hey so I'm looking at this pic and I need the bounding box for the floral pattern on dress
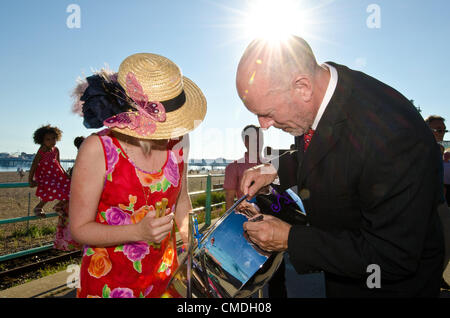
[84,247,112,278]
[102,285,135,298]
[77,132,184,298]
[115,242,150,273]
[135,150,180,193]
[101,135,121,182]
[157,244,175,277]
[99,284,154,298]
[164,151,180,187]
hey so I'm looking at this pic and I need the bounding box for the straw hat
[106,53,206,140]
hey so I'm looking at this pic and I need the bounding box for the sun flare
[244,0,306,43]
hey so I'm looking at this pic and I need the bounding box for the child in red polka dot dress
[28,125,71,217]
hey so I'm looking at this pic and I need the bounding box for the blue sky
[0,0,449,160]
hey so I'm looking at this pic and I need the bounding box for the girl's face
[43,133,57,149]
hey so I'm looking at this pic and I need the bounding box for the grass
[191,191,226,208]
[37,259,79,278]
[191,191,226,224]
[12,225,56,239]
[15,259,82,288]
[196,207,226,224]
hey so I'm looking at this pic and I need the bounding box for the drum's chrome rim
[165,198,244,295]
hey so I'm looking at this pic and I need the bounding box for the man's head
[236,35,327,136]
[425,115,447,142]
[444,149,450,162]
[241,124,264,163]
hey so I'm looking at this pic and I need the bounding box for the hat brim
[110,76,206,140]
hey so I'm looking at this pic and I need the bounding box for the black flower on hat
[80,74,133,128]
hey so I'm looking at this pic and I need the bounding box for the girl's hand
[137,210,174,243]
[29,180,37,188]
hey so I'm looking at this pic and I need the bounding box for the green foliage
[195,207,225,224]
[191,191,225,208]
[190,191,226,224]
[12,225,56,239]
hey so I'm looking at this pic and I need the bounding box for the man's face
[428,119,447,142]
[242,87,315,137]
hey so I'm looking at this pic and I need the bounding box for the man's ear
[292,75,313,102]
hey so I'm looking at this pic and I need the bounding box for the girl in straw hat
[69,53,206,298]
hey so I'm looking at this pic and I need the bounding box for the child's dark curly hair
[33,125,63,145]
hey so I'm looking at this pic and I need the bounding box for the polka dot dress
[35,147,70,202]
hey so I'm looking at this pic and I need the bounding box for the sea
[0,162,74,173]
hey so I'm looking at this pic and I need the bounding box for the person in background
[74,136,85,150]
[444,149,450,206]
[28,125,70,217]
[224,125,287,297]
[17,167,25,181]
[69,53,206,298]
[425,115,447,143]
[441,148,450,291]
[67,136,85,177]
[53,136,85,251]
[424,116,450,291]
[224,125,264,210]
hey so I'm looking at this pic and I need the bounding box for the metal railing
[0,173,225,262]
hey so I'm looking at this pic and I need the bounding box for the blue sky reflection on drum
[202,211,268,284]
[0,0,449,160]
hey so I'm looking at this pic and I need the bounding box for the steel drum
[166,197,284,298]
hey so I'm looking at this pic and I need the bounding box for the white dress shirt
[311,63,338,130]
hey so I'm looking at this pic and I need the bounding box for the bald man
[237,36,444,297]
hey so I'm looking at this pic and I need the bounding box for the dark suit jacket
[277,62,445,297]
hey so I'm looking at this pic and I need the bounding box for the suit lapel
[298,62,353,187]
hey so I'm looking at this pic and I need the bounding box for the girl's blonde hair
[139,140,152,155]
[138,139,169,155]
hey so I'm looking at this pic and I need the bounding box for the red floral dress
[77,131,184,298]
[53,202,82,251]
[34,147,70,202]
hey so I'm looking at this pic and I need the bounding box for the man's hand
[243,214,291,252]
[240,163,277,199]
[235,200,260,219]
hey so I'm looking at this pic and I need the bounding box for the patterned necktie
[303,128,315,152]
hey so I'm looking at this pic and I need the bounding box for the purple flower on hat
[105,207,131,225]
[164,151,180,187]
[123,241,150,262]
